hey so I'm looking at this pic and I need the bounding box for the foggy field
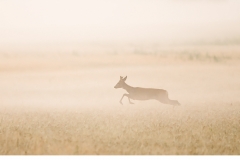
[0,46,240,154]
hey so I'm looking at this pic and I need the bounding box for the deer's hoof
[120,102,123,105]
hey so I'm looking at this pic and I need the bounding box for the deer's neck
[122,82,134,93]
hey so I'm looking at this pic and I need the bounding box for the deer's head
[114,76,127,89]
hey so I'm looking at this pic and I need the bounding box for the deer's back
[128,87,167,100]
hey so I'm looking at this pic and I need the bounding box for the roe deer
[114,76,180,106]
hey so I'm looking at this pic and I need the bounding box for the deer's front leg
[120,94,134,105]
[120,93,128,105]
[128,97,134,104]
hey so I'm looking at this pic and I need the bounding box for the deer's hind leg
[120,93,134,105]
[157,92,179,106]
[157,98,170,105]
[157,92,171,105]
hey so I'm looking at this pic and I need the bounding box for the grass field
[0,45,240,154]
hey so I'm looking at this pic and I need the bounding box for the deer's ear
[123,76,127,81]
[120,76,123,79]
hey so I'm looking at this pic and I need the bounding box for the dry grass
[0,105,240,155]
[0,45,240,155]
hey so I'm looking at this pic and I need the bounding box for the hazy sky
[1,0,240,48]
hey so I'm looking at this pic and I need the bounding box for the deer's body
[114,76,180,106]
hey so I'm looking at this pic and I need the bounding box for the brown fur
[114,76,180,106]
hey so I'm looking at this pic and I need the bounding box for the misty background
[1,1,240,155]
[1,0,240,54]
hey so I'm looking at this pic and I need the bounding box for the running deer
[114,76,180,106]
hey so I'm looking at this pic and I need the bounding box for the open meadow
[0,45,240,154]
